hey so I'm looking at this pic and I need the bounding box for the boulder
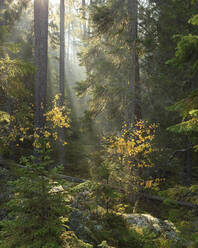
[122,213,180,241]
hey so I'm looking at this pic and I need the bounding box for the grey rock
[122,213,181,241]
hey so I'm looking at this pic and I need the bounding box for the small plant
[0,151,68,248]
[0,95,71,248]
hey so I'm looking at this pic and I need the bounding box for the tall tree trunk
[66,21,71,73]
[0,0,4,9]
[71,22,75,63]
[33,0,48,220]
[59,0,65,164]
[127,0,141,123]
[34,0,49,132]
[0,0,4,26]
[184,138,192,186]
[60,0,65,106]
[88,0,93,38]
[127,0,141,212]
[82,0,86,37]
[0,0,4,13]
[134,52,141,120]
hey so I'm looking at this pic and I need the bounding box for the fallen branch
[168,146,193,164]
[140,193,198,209]
[1,157,198,209]
[53,174,85,183]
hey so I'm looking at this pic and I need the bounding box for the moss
[163,198,179,207]
[70,181,92,194]
[98,240,115,248]
[61,231,93,248]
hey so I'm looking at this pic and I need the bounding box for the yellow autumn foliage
[104,120,159,192]
[0,94,71,151]
[33,94,71,150]
[106,120,156,167]
[45,94,70,129]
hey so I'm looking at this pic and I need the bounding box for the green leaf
[189,14,198,25]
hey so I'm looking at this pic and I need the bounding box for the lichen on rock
[122,213,181,241]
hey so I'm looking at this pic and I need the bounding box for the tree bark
[82,0,86,37]
[0,0,4,26]
[127,0,141,123]
[66,23,71,70]
[34,0,49,132]
[88,0,93,38]
[184,138,192,186]
[59,0,66,165]
[60,0,65,106]
[127,0,142,212]
[0,0,4,9]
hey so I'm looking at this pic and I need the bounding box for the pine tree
[140,0,198,186]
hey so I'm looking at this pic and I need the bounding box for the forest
[0,0,198,247]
